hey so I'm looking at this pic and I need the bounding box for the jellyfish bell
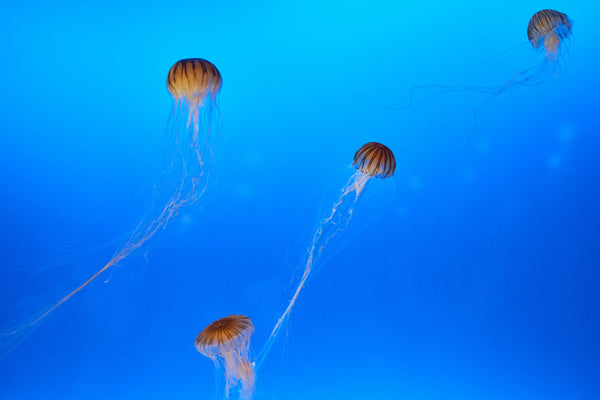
[195,314,254,356]
[167,58,222,103]
[527,9,573,61]
[353,142,396,179]
[196,315,256,400]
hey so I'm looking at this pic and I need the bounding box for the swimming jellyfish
[387,10,573,116]
[2,59,222,355]
[256,142,395,366]
[471,9,573,109]
[196,315,256,400]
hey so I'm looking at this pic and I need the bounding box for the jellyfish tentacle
[1,59,222,357]
[256,143,395,369]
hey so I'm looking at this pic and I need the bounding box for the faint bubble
[547,153,562,169]
[394,205,409,218]
[174,214,194,236]
[243,151,264,168]
[408,176,423,190]
[557,125,574,143]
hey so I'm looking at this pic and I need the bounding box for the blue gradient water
[1,1,599,399]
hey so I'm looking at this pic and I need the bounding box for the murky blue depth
[1,1,599,399]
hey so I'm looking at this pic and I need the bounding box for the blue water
[1,1,599,399]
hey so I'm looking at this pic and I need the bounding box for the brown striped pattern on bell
[527,9,572,49]
[166,58,222,101]
[195,315,254,356]
[353,142,396,179]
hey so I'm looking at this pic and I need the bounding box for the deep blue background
[1,1,599,399]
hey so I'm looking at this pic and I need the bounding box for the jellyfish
[196,315,256,400]
[373,10,573,119]
[255,142,395,367]
[465,9,573,115]
[1,59,222,355]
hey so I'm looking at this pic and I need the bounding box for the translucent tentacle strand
[1,64,221,357]
[256,171,371,368]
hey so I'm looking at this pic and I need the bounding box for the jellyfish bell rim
[195,314,254,356]
[352,142,396,179]
[355,168,395,179]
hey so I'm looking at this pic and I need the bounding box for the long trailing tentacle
[255,171,370,369]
